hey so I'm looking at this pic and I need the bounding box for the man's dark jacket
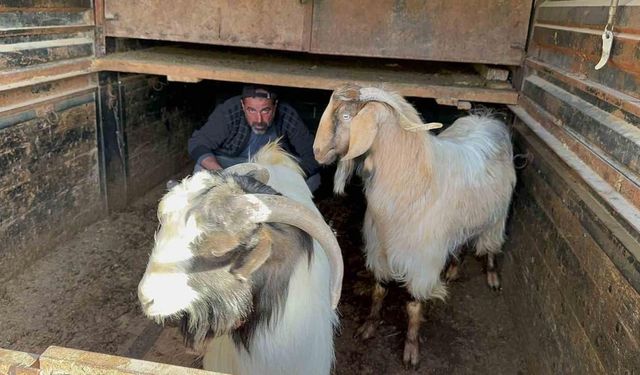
[188,95,320,176]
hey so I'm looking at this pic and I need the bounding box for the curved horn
[358,87,443,132]
[223,163,270,184]
[233,194,344,309]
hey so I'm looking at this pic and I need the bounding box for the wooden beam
[473,64,510,81]
[39,346,228,375]
[94,46,519,104]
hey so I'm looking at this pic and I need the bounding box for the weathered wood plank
[39,345,227,375]
[511,108,640,282]
[0,40,93,69]
[0,24,93,38]
[529,26,640,99]
[0,0,91,9]
[0,74,95,113]
[0,9,91,29]
[536,2,640,34]
[0,57,93,89]
[0,349,38,374]
[522,75,640,180]
[518,149,640,372]
[525,58,640,124]
[93,46,519,104]
[518,94,640,211]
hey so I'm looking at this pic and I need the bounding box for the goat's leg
[485,253,500,290]
[475,221,506,290]
[354,282,387,339]
[444,247,467,282]
[402,300,423,369]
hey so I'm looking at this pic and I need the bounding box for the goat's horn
[223,163,270,184]
[234,194,344,310]
[358,87,443,132]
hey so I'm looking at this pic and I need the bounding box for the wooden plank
[510,105,640,280]
[39,345,228,375]
[525,57,640,121]
[0,9,91,28]
[310,0,532,65]
[0,25,93,37]
[104,0,310,52]
[0,349,38,374]
[0,74,96,114]
[0,39,93,70]
[93,46,519,104]
[473,64,510,81]
[522,75,640,180]
[519,95,640,211]
[529,25,640,99]
[0,57,93,89]
[519,148,640,371]
[537,2,640,34]
[0,1,92,9]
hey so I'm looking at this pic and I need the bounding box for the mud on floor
[0,180,525,374]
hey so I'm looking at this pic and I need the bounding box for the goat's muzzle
[313,147,337,165]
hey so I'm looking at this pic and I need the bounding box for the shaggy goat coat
[344,111,515,300]
[201,144,338,375]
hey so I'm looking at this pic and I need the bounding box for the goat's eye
[341,113,352,121]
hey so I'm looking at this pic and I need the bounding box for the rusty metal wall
[0,0,102,283]
[310,0,533,65]
[100,0,533,66]
[507,0,640,372]
[103,0,312,51]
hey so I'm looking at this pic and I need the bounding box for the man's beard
[251,122,269,134]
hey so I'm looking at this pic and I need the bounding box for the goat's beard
[180,286,253,352]
[334,158,357,195]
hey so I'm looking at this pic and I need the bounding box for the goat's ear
[231,228,272,281]
[314,95,337,151]
[342,102,380,161]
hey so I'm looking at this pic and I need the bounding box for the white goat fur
[334,90,516,301]
[203,144,338,375]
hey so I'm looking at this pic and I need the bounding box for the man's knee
[306,173,321,193]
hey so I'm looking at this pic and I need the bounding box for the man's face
[242,97,277,134]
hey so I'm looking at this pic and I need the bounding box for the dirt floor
[0,176,526,374]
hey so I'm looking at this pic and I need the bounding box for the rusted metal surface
[504,118,640,373]
[525,57,640,122]
[0,96,101,284]
[537,1,640,34]
[103,0,311,51]
[521,76,640,189]
[530,1,640,99]
[517,127,640,372]
[93,46,519,104]
[519,95,640,211]
[310,0,533,65]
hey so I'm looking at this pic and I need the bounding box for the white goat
[137,142,343,375]
[313,84,516,367]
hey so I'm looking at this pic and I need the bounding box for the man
[187,85,321,191]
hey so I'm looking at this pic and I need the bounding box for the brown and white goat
[137,143,343,375]
[313,84,516,367]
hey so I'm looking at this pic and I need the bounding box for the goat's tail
[252,139,305,177]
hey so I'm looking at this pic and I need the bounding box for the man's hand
[200,155,223,171]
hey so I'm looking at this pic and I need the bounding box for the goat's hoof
[402,339,420,369]
[354,319,379,340]
[486,271,501,291]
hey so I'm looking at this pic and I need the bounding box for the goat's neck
[366,122,434,197]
